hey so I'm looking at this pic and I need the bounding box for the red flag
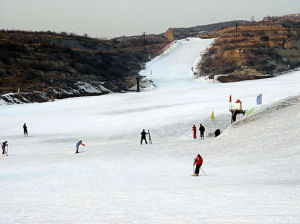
[229,94,232,103]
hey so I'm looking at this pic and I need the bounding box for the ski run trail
[1,38,300,224]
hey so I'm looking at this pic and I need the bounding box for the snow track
[140,38,214,89]
[1,38,300,223]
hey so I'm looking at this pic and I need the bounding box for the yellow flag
[211,111,215,121]
[150,70,152,75]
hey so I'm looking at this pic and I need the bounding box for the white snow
[0,38,300,223]
[140,38,214,89]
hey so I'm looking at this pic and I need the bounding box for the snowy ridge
[0,81,112,105]
[232,95,300,127]
[75,81,113,94]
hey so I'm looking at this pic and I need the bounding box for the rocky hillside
[2,16,299,104]
[264,13,300,22]
[196,19,300,82]
[164,20,248,41]
[0,20,243,104]
[0,31,168,103]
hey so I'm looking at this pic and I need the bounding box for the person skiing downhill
[75,140,85,153]
[1,141,8,155]
[23,123,28,137]
[192,125,197,139]
[199,124,205,140]
[193,154,203,176]
[140,129,148,145]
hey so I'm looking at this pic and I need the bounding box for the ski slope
[140,38,214,89]
[1,38,300,223]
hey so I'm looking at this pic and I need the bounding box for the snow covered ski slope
[140,38,214,89]
[1,38,300,223]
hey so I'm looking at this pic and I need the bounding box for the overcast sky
[0,0,299,38]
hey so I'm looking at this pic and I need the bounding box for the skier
[75,140,85,154]
[1,141,8,155]
[23,123,28,137]
[140,129,148,145]
[193,154,203,176]
[192,125,197,139]
[199,124,205,140]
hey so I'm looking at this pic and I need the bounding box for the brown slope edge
[164,20,248,41]
[0,31,169,103]
[196,19,300,82]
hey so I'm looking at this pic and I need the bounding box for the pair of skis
[148,129,152,144]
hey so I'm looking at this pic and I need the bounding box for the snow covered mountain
[0,37,300,223]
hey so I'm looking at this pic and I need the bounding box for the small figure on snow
[1,141,8,155]
[192,125,197,139]
[75,140,85,154]
[23,123,28,137]
[193,154,203,176]
[140,129,148,145]
[199,124,205,140]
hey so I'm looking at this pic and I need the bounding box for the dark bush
[260,35,270,42]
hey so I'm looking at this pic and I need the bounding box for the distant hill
[0,21,240,104]
[164,20,248,41]
[264,13,300,22]
[0,31,168,103]
[1,16,300,103]
[196,19,300,82]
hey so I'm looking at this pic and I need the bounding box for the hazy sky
[0,0,299,38]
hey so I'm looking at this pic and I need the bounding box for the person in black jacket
[199,124,205,140]
[1,141,8,155]
[140,129,148,145]
[23,123,28,137]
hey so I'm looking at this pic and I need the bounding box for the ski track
[0,38,300,223]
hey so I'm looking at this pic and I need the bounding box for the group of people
[191,125,205,175]
[3,124,205,176]
[192,124,205,140]
[1,123,28,156]
[140,128,205,176]
[2,122,88,155]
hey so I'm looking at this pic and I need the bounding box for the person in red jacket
[193,154,203,176]
[192,125,196,139]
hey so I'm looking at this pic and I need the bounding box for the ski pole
[6,144,8,156]
[193,165,195,174]
[201,168,207,176]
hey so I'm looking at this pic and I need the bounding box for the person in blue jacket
[75,140,85,153]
